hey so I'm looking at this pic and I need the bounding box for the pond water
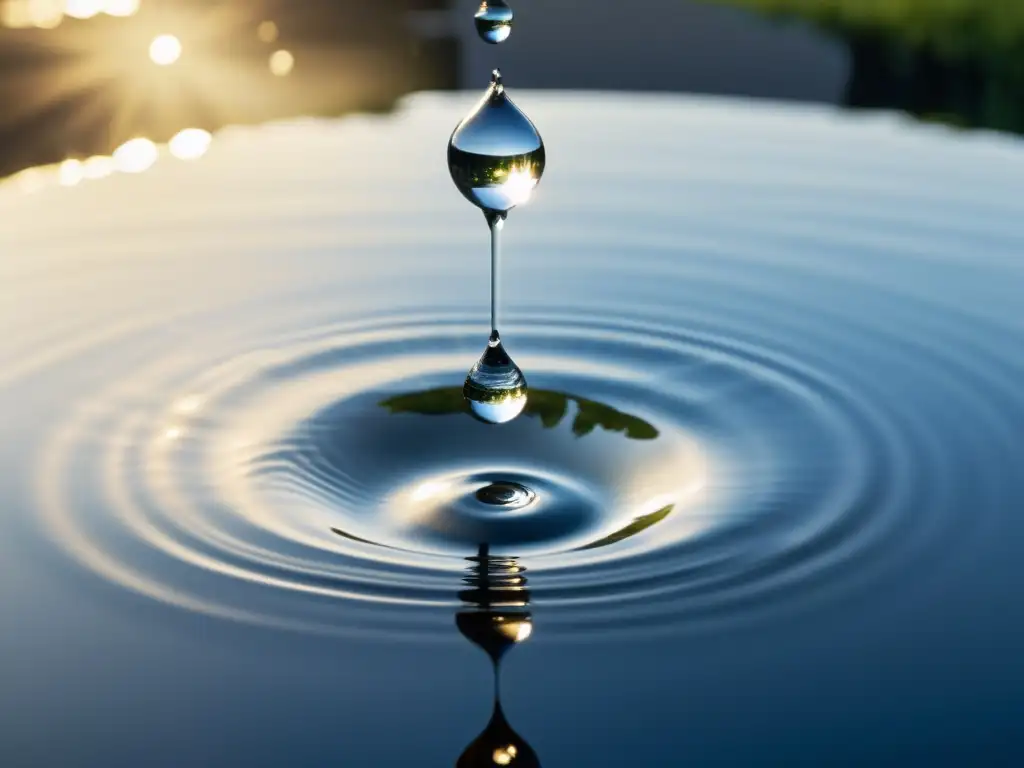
[1,92,1023,765]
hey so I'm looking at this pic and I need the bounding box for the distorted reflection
[381,387,659,441]
[456,544,540,767]
[575,503,674,551]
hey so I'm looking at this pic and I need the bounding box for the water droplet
[474,0,514,44]
[464,332,527,424]
[448,69,545,215]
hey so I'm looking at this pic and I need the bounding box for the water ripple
[2,93,1020,642]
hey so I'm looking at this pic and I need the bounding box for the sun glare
[149,34,182,66]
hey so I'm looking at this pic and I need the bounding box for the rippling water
[2,93,1024,765]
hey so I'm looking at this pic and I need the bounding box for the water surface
[1,93,1023,765]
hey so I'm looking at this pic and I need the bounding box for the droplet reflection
[464,332,528,425]
[448,70,545,215]
[456,545,540,767]
[474,0,514,45]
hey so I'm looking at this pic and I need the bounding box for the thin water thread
[488,212,505,337]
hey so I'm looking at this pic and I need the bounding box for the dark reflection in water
[381,387,659,441]
[313,385,678,554]
[456,545,541,768]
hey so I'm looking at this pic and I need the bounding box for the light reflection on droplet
[64,0,102,19]
[475,0,513,45]
[447,70,545,214]
[257,20,278,43]
[58,159,84,187]
[113,138,158,174]
[164,427,183,441]
[149,34,182,66]
[269,49,294,77]
[169,128,212,161]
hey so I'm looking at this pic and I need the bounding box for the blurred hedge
[714,0,1024,66]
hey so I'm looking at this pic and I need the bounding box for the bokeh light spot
[257,20,278,43]
[113,138,157,173]
[64,0,102,20]
[103,0,138,17]
[149,34,182,66]
[269,49,294,77]
[58,159,84,187]
[169,129,212,161]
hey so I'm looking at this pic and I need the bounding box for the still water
[1,93,1023,765]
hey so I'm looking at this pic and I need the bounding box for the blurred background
[0,0,1021,181]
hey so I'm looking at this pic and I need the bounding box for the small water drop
[448,69,545,215]
[474,0,514,44]
[464,332,527,425]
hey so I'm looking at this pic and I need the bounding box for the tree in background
[708,0,1024,133]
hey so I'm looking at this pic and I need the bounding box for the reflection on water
[718,0,1024,134]
[381,387,659,441]
[456,545,540,768]
[3,93,1024,763]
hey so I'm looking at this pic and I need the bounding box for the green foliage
[707,0,1024,133]
[380,387,659,441]
[711,0,1024,62]
[575,505,675,551]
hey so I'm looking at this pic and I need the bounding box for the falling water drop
[448,69,545,215]
[464,331,527,425]
[474,0,514,45]
[449,69,543,425]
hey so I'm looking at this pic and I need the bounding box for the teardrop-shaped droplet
[464,331,527,424]
[456,700,540,768]
[474,0,514,44]
[448,69,545,215]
